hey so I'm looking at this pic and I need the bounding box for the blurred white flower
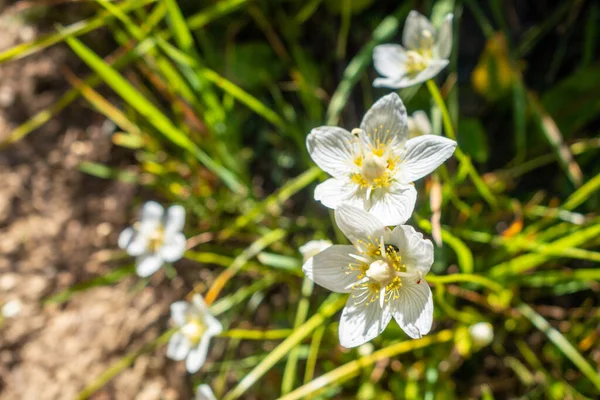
[167,294,223,374]
[407,111,432,138]
[118,201,186,277]
[373,11,453,88]
[302,204,435,348]
[469,322,494,348]
[195,384,217,400]
[307,93,456,225]
[299,239,332,262]
[1,299,23,318]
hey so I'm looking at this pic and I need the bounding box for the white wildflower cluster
[114,10,455,397]
[302,11,455,348]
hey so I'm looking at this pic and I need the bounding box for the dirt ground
[0,13,191,400]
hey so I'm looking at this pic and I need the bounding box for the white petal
[334,204,386,245]
[140,201,164,224]
[170,301,189,326]
[186,336,211,373]
[388,225,434,275]
[367,183,417,226]
[373,76,405,89]
[359,93,408,150]
[205,315,223,336]
[135,253,163,277]
[400,134,456,183]
[339,293,392,348]
[191,294,210,315]
[411,111,432,136]
[302,245,361,293]
[314,178,362,210]
[165,205,186,236]
[118,227,134,250]
[373,44,407,79]
[435,13,454,59]
[299,239,333,262]
[403,10,435,51]
[391,279,433,339]
[196,385,217,400]
[124,230,149,257]
[160,232,187,262]
[166,332,191,361]
[393,59,449,88]
[306,127,357,178]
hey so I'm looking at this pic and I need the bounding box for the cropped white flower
[118,201,186,277]
[2,299,23,318]
[373,11,453,88]
[167,294,223,374]
[408,111,432,138]
[302,204,435,347]
[195,384,217,400]
[299,239,332,262]
[307,93,456,225]
[469,322,494,348]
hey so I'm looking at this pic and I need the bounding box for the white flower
[302,204,435,348]
[307,93,456,225]
[407,110,432,138]
[373,11,453,88]
[167,294,223,374]
[118,201,187,277]
[1,299,23,318]
[195,384,217,400]
[469,322,494,348]
[299,239,332,262]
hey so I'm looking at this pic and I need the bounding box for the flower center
[181,318,206,345]
[147,224,165,253]
[350,129,399,192]
[366,259,395,286]
[361,153,387,182]
[405,30,435,74]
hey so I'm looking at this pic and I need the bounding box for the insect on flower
[167,294,223,374]
[302,204,435,347]
[373,11,453,88]
[307,93,456,226]
[118,201,187,277]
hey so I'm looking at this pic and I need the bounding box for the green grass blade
[65,36,245,194]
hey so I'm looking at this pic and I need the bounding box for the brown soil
[0,13,190,400]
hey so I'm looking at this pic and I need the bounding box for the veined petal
[135,253,163,277]
[170,301,190,327]
[391,279,433,339]
[314,178,362,210]
[118,227,134,250]
[403,10,435,51]
[367,183,417,226]
[306,127,356,178]
[160,232,187,262]
[166,332,191,361]
[373,44,408,79]
[400,134,456,183]
[186,335,211,373]
[435,13,454,60]
[339,293,392,348]
[303,245,361,293]
[196,385,217,400]
[165,205,186,236]
[388,225,434,275]
[360,93,408,150]
[335,204,386,245]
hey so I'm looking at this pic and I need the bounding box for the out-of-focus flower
[1,299,22,318]
[195,384,217,400]
[302,204,435,348]
[167,294,222,374]
[407,111,432,138]
[469,322,494,348]
[307,93,456,225]
[373,11,453,88]
[299,239,332,262]
[118,201,186,277]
